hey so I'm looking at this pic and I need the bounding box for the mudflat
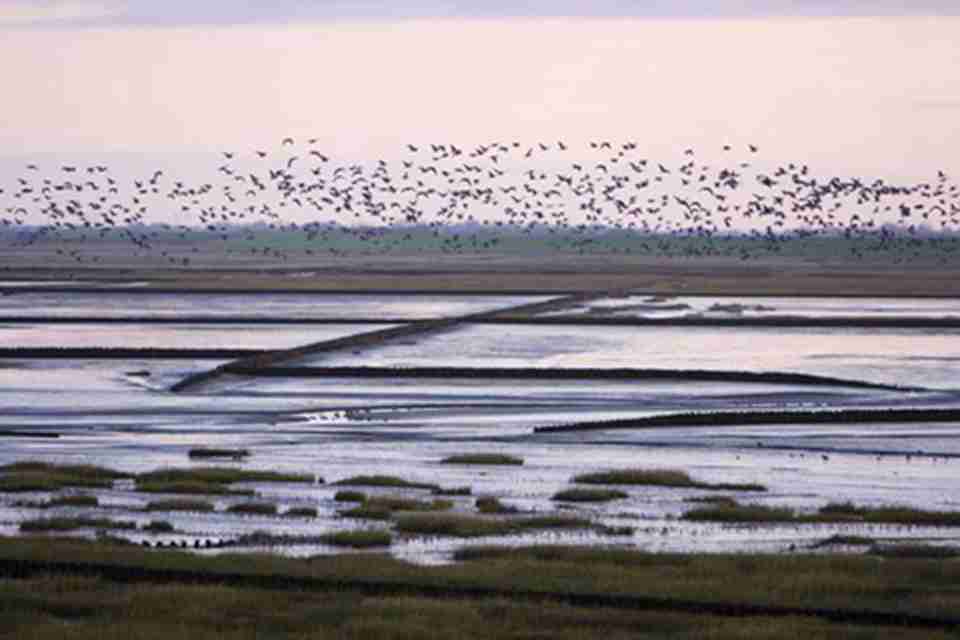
[2,251,958,296]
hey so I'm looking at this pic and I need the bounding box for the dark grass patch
[453,545,669,565]
[869,544,960,559]
[596,524,637,536]
[145,499,215,513]
[552,488,628,503]
[439,453,524,466]
[3,537,960,630]
[332,475,438,491]
[395,513,592,538]
[574,468,765,492]
[0,472,112,493]
[142,520,175,533]
[187,448,250,460]
[341,496,452,520]
[19,517,137,533]
[226,502,278,516]
[48,494,99,508]
[138,467,314,485]
[14,494,100,509]
[685,501,960,526]
[683,503,797,523]
[339,505,393,521]
[284,507,318,518]
[433,486,472,496]
[0,461,130,480]
[333,490,367,503]
[818,503,960,526]
[136,480,254,496]
[320,530,392,549]
[475,496,519,514]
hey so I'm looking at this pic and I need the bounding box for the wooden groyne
[534,408,960,433]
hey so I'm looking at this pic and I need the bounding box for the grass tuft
[0,472,113,493]
[136,480,254,496]
[284,507,318,518]
[552,488,628,503]
[145,499,215,513]
[870,544,960,559]
[138,467,314,485]
[320,530,392,549]
[46,494,99,508]
[226,502,278,516]
[683,503,796,523]
[475,496,518,514]
[333,490,367,503]
[433,486,472,496]
[19,517,137,533]
[332,475,438,491]
[0,461,130,480]
[574,468,765,492]
[817,503,960,526]
[340,495,452,520]
[142,520,175,533]
[395,513,591,538]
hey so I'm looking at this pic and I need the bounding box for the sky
[1,2,958,190]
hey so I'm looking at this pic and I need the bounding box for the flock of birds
[2,139,959,265]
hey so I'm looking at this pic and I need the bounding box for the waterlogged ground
[1,292,959,562]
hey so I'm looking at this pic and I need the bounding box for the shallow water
[0,291,547,319]
[1,292,959,562]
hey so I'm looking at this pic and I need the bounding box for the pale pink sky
[1,15,958,181]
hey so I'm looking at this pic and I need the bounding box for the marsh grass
[19,517,137,533]
[685,500,960,526]
[339,505,393,520]
[136,480,254,496]
[870,544,960,559]
[8,572,946,640]
[48,494,99,508]
[575,468,765,492]
[433,486,472,496]
[818,502,960,526]
[2,537,960,632]
[284,507,318,518]
[475,496,518,514]
[395,513,591,537]
[0,472,113,493]
[440,453,524,466]
[142,521,175,533]
[320,530,392,549]
[333,490,367,503]
[332,475,438,491]
[0,461,130,480]
[226,502,278,516]
[137,467,314,485]
[552,488,628,503]
[145,499,215,513]
[16,494,100,509]
[341,496,452,520]
[187,448,250,459]
[683,503,797,523]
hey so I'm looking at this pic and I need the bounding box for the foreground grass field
[0,537,958,639]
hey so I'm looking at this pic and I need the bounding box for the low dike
[168,291,613,393]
